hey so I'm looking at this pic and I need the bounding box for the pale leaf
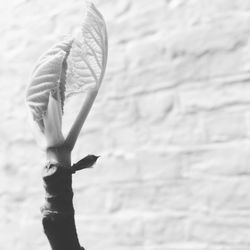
[65,1,108,98]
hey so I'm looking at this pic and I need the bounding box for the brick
[178,81,250,112]
[189,214,250,244]
[149,113,206,146]
[105,180,191,213]
[143,213,188,244]
[190,177,250,211]
[203,110,248,142]
[183,144,250,176]
[136,91,174,123]
[102,125,140,152]
[137,150,183,180]
[102,97,138,125]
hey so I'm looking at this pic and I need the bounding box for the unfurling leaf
[25,1,108,149]
[66,1,108,97]
[26,39,72,123]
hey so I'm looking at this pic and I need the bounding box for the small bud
[71,155,100,173]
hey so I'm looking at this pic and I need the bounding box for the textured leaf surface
[26,39,72,123]
[65,2,108,97]
[25,2,108,148]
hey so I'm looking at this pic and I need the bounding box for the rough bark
[41,147,98,250]
[41,163,83,250]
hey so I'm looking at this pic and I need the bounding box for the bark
[41,147,98,250]
[41,162,83,250]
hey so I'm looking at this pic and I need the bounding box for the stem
[42,147,84,250]
[46,146,71,166]
[65,90,98,151]
[42,89,100,249]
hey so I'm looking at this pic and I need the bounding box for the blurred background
[1,0,250,249]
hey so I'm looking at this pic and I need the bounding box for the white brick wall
[1,0,250,249]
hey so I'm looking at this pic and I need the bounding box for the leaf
[25,2,108,149]
[65,1,108,98]
[26,39,72,147]
[26,39,72,125]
